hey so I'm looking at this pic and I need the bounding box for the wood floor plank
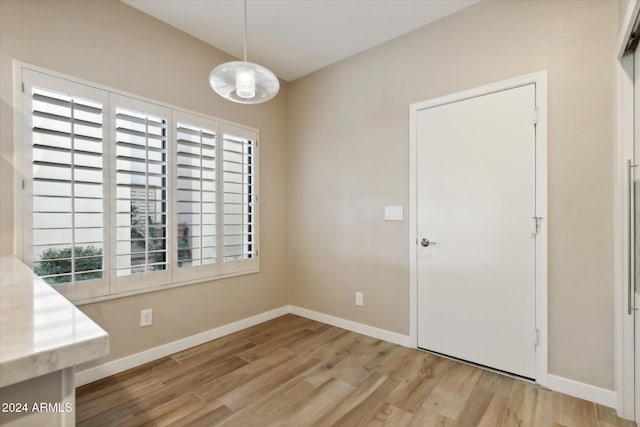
[304,339,390,387]
[329,375,400,426]
[476,393,510,427]
[218,354,321,411]
[406,407,457,427]
[126,392,206,427]
[216,378,316,427]
[75,315,637,427]
[365,402,413,427]
[455,384,494,427]
[386,352,452,413]
[503,381,552,427]
[275,377,356,427]
[76,376,165,422]
[76,356,177,397]
[238,328,317,362]
[286,326,348,355]
[309,372,388,426]
[302,335,372,387]
[171,401,234,427]
[151,356,249,398]
[421,361,482,420]
[194,348,297,403]
[171,338,255,368]
[596,404,637,427]
[243,315,320,345]
[552,391,599,427]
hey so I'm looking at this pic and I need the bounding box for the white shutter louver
[176,122,217,268]
[30,87,105,285]
[222,131,256,263]
[115,106,169,277]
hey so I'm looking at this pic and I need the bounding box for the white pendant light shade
[209,61,279,104]
[209,0,280,104]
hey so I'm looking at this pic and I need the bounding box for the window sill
[72,267,260,306]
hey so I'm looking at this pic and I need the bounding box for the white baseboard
[74,306,289,387]
[546,374,617,408]
[75,304,412,387]
[288,305,412,347]
[75,305,618,412]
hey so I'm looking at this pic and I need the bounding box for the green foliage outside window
[33,246,103,284]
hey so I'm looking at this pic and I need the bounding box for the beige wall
[0,0,621,391]
[620,0,631,24]
[0,0,289,367]
[287,0,618,389]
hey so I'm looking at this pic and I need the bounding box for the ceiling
[122,0,480,82]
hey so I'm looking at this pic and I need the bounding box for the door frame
[408,71,548,386]
[616,0,640,420]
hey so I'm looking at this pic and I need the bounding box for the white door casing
[633,45,640,425]
[409,71,548,385]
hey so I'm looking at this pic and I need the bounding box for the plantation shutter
[173,111,220,281]
[23,70,110,300]
[21,67,261,302]
[221,125,258,274]
[112,94,172,291]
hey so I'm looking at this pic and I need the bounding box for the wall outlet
[140,308,153,327]
[355,292,364,307]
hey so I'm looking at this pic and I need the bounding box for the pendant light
[209,0,280,104]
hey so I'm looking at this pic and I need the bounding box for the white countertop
[0,256,109,388]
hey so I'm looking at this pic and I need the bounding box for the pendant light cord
[243,0,248,62]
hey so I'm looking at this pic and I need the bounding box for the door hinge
[533,328,539,346]
[532,216,542,235]
[21,82,24,93]
[21,179,25,190]
[532,108,538,125]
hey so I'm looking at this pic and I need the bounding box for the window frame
[21,69,111,301]
[15,62,260,304]
[220,123,259,275]
[110,93,174,294]
[172,110,222,283]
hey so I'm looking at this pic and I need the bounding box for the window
[221,125,258,274]
[111,95,172,293]
[20,67,259,302]
[173,112,219,282]
[23,70,110,300]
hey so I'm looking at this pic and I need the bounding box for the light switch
[385,205,403,221]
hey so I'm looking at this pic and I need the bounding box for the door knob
[421,238,436,247]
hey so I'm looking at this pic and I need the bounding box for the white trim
[616,2,639,419]
[13,61,254,131]
[617,0,640,60]
[408,71,549,387]
[616,53,636,420]
[75,304,619,410]
[408,93,418,349]
[74,305,289,386]
[13,63,24,259]
[288,306,412,347]
[75,304,412,387]
[547,374,617,409]
[61,368,75,427]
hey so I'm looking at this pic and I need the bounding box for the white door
[416,84,537,379]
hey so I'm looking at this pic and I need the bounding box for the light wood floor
[76,314,635,427]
